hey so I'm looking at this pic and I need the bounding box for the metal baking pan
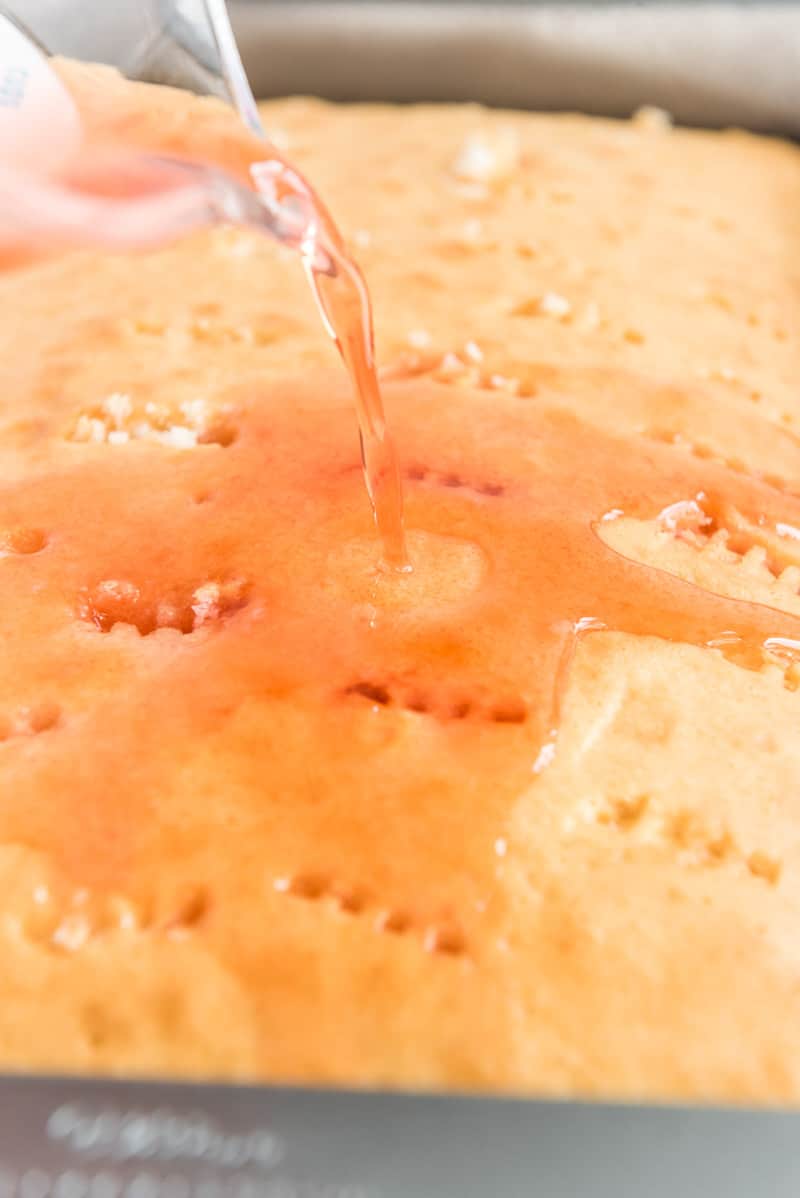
[2,3,800,1194]
[234,0,800,134]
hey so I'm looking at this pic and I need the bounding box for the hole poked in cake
[511,292,572,322]
[596,793,651,832]
[676,817,783,886]
[423,923,467,957]
[120,302,289,349]
[0,701,61,742]
[71,392,237,449]
[162,884,211,933]
[404,462,506,499]
[344,677,528,726]
[588,795,784,887]
[347,681,391,706]
[654,493,800,590]
[746,851,782,886]
[80,1000,130,1051]
[381,346,538,399]
[602,469,800,633]
[645,429,797,498]
[78,576,249,637]
[27,881,214,953]
[0,527,47,556]
[275,872,329,901]
[376,908,413,935]
[44,892,148,953]
[275,873,371,916]
[273,873,468,958]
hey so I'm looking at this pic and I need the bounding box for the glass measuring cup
[0,3,320,263]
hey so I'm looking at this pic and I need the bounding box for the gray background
[231,2,800,131]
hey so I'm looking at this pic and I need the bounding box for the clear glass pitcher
[3,1,259,116]
[0,1,302,259]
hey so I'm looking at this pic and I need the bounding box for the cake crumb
[452,128,520,183]
[52,914,90,953]
[539,292,572,319]
[437,351,465,378]
[634,105,674,132]
[460,218,483,242]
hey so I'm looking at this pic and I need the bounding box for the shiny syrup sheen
[6,68,800,941]
[2,375,800,910]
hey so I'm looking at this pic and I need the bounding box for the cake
[0,63,799,1102]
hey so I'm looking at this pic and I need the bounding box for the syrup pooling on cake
[52,60,408,570]
[1,374,800,936]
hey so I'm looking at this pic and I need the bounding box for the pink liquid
[250,158,409,571]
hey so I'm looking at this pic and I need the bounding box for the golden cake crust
[0,75,800,1101]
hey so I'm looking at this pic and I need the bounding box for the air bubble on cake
[78,577,249,637]
[71,392,236,449]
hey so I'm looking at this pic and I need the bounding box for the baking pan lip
[2,1071,800,1198]
[232,1,800,135]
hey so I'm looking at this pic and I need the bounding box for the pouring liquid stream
[250,160,410,572]
[202,0,410,570]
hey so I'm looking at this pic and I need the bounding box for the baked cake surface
[1,67,800,1100]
